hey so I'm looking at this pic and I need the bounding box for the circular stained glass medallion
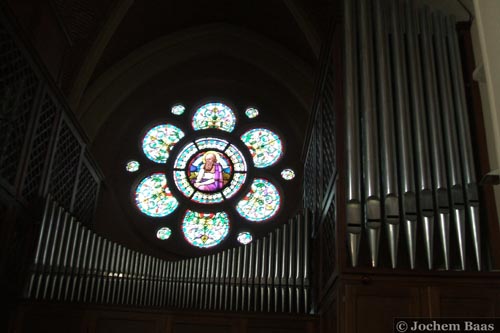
[182,210,230,248]
[135,173,178,217]
[173,138,248,204]
[126,160,140,172]
[236,178,280,222]
[240,128,283,168]
[245,107,259,119]
[171,104,185,115]
[237,232,253,244]
[281,168,295,180]
[156,227,172,240]
[142,124,185,164]
[187,151,232,192]
[192,102,236,132]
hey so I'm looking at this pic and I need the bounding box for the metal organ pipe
[374,0,400,269]
[446,17,482,270]
[433,14,467,270]
[344,0,362,268]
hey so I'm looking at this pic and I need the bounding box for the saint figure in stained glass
[190,151,227,192]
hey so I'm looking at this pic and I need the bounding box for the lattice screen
[21,92,59,200]
[0,23,39,186]
[49,120,82,209]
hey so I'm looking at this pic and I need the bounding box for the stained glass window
[245,107,259,118]
[126,160,140,172]
[182,210,230,248]
[142,124,185,163]
[135,173,178,217]
[133,101,288,249]
[240,128,283,168]
[237,232,252,244]
[157,227,172,240]
[192,102,236,132]
[281,168,295,180]
[171,104,185,115]
[236,178,280,222]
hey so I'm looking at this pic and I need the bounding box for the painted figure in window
[193,151,224,191]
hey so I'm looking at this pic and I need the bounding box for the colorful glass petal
[173,170,195,197]
[225,144,247,172]
[142,124,185,163]
[156,227,172,240]
[237,232,253,244]
[171,104,185,115]
[240,128,283,168]
[192,102,236,132]
[174,142,199,169]
[222,172,246,199]
[195,137,229,151]
[236,178,280,222]
[191,191,224,204]
[182,210,230,248]
[126,160,140,172]
[281,168,295,180]
[135,173,178,217]
[245,107,259,119]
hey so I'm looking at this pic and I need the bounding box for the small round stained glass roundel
[240,128,283,168]
[236,178,280,222]
[182,210,230,248]
[126,160,140,172]
[237,232,253,244]
[156,227,172,240]
[171,104,185,115]
[142,124,185,164]
[281,168,295,180]
[245,107,259,119]
[135,173,178,217]
[192,102,236,132]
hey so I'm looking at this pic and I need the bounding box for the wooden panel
[17,308,85,333]
[438,287,498,317]
[344,284,421,333]
[172,323,232,333]
[95,318,159,333]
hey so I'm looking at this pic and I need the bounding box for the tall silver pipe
[77,228,91,302]
[289,218,297,313]
[242,245,249,312]
[27,196,52,298]
[218,252,225,310]
[374,0,400,269]
[438,213,451,269]
[89,235,102,303]
[345,0,363,268]
[165,260,173,307]
[446,17,481,270]
[434,14,466,270]
[52,212,70,300]
[420,7,450,270]
[35,201,58,299]
[359,0,382,268]
[454,209,467,270]
[391,0,418,268]
[254,239,261,312]
[247,242,254,312]
[122,248,130,304]
[64,221,81,301]
[82,233,96,302]
[225,249,232,311]
[44,206,64,299]
[406,1,435,270]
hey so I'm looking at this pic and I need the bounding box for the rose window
[129,101,295,250]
